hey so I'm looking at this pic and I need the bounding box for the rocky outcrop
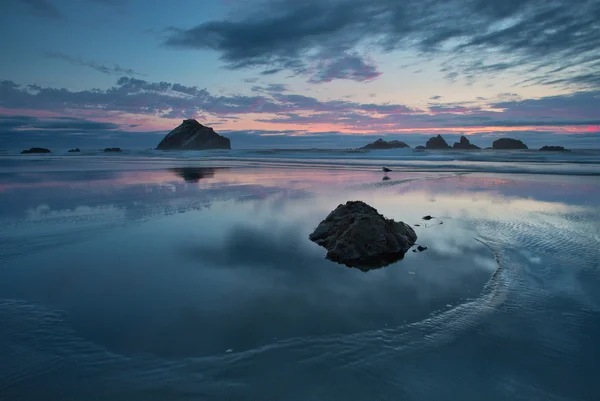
[425,135,451,149]
[361,138,409,150]
[540,146,569,152]
[104,148,122,152]
[309,201,417,270]
[492,138,528,149]
[21,147,50,154]
[157,119,231,150]
[68,148,80,152]
[415,145,426,150]
[452,135,480,150]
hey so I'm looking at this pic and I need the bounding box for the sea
[0,147,599,400]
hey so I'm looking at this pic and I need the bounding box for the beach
[1,152,599,400]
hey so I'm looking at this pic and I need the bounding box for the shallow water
[1,158,599,400]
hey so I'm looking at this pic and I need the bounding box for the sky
[1,0,600,148]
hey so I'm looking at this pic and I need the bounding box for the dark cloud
[0,115,120,131]
[251,83,289,93]
[20,0,62,18]
[164,0,600,88]
[430,95,442,100]
[308,53,381,83]
[45,52,144,76]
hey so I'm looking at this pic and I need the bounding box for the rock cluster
[21,147,50,154]
[452,135,480,149]
[361,138,410,150]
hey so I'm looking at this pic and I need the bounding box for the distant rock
[68,148,80,153]
[361,138,410,150]
[21,147,50,154]
[492,138,528,150]
[452,135,480,150]
[415,145,426,150]
[157,119,231,150]
[104,147,122,152]
[540,146,569,152]
[309,201,417,270]
[425,135,451,149]
[422,215,434,220]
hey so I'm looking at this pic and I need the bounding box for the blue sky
[1,0,600,148]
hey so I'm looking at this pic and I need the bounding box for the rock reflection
[168,167,228,183]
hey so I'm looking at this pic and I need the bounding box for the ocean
[1,148,599,400]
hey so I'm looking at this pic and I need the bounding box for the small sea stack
[362,138,410,150]
[21,147,51,154]
[157,119,231,150]
[425,135,451,149]
[540,146,569,152]
[493,138,528,149]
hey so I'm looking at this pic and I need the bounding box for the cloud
[2,77,599,134]
[430,95,442,100]
[308,53,381,83]
[20,0,62,18]
[45,52,144,76]
[164,0,600,88]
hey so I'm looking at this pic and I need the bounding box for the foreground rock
[493,138,528,149]
[309,201,417,269]
[452,135,480,150]
[68,148,80,152]
[425,135,451,149]
[540,145,569,152]
[104,147,122,152]
[157,119,231,150]
[21,147,50,154]
[362,138,409,150]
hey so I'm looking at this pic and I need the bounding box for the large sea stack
[493,138,528,149]
[425,135,451,149]
[157,119,231,150]
[452,135,480,150]
[361,138,410,150]
[309,201,417,270]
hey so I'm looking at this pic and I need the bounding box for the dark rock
[104,147,122,152]
[417,245,428,252]
[21,147,50,154]
[415,145,426,150]
[540,146,569,152]
[68,148,80,152]
[452,135,481,150]
[425,135,451,149]
[422,215,434,220]
[309,201,417,269]
[382,167,392,172]
[414,224,420,227]
[157,119,231,150]
[492,138,528,149]
[361,138,410,150]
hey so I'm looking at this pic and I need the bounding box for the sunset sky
[1,0,599,148]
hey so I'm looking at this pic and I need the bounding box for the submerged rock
[309,201,417,269]
[362,138,410,150]
[104,147,122,152]
[540,145,569,152]
[492,138,528,149]
[157,119,231,150]
[21,147,50,154]
[425,135,451,149]
[452,135,480,150]
[68,148,80,152]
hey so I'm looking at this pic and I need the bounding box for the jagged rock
[68,148,80,152]
[309,201,417,269]
[492,138,528,149]
[21,147,50,154]
[540,146,569,152]
[104,148,122,152]
[362,138,410,150]
[157,119,231,150]
[415,145,426,150]
[425,135,451,149]
[452,135,480,149]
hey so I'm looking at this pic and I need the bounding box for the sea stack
[540,146,569,152]
[493,138,528,149]
[425,135,451,149]
[452,135,480,149]
[361,138,410,150]
[157,119,231,150]
[21,147,51,154]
